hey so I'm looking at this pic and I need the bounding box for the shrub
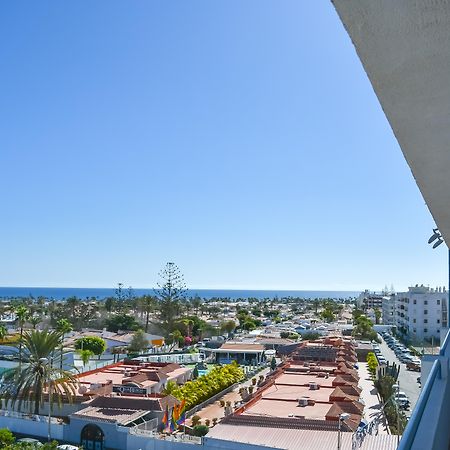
[0,428,15,446]
[251,377,257,385]
[366,352,378,378]
[170,362,244,410]
[192,425,209,437]
[219,400,225,407]
[191,415,201,426]
[212,417,218,426]
[205,419,211,427]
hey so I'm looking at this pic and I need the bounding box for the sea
[0,287,359,301]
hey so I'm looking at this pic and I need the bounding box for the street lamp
[337,413,350,450]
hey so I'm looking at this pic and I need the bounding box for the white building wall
[394,285,448,344]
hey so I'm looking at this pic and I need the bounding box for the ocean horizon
[0,286,359,301]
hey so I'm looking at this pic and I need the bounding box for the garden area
[170,362,244,411]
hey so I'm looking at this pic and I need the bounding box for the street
[377,337,421,415]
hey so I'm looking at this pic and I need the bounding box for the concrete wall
[64,417,129,449]
[0,413,65,441]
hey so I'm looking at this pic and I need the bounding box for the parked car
[395,391,410,409]
[407,362,421,372]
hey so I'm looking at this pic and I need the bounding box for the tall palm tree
[15,305,29,366]
[56,319,73,370]
[0,329,78,415]
[0,324,8,342]
[139,295,156,332]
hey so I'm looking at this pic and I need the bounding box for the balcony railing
[398,328,450,449]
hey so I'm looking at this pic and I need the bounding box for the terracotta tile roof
[71,406,148,425]
[329,386,360,402]
[86,394,179,412]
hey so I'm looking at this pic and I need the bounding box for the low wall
[127,432,201,449]
[0,412,65,441]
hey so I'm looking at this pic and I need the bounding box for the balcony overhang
[332,0,450,245]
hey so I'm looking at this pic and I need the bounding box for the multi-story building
[381,295,395,326]
[394,285,448,344]
[356,290,383,310]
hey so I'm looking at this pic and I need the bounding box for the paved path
[357,363,389,434]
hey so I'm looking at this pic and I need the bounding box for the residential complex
[394,285,448,344]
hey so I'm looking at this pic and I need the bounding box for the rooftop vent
[309,382,319,390]
[298,397,308,407]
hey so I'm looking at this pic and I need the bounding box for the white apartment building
[381,295,395,326]
[395,285,448,344]
[356,290,383,310]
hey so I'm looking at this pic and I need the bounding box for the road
[378,337,421,416]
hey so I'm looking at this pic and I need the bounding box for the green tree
[154,262,187,334]
[128,330,149,354]
[220,320,236,335]
[29,315,42,329]
[105,313,140,332]
[301,331,320,341]
[139,295,156,332]
[56,318,73,370]
[0,428,15,446]
[374,308,382,325]
[352,315,378,341]
[75,336,106,358]
[77,349,94,366]
[0,330,78,415]
[243,320,256,331]
[15,305,29,366]
[0,325,7,342]
[270,357,277,371]
[162,380,178,395]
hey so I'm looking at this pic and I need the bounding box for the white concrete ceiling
[332,0,450,245]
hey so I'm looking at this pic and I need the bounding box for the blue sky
[0,1,447,291]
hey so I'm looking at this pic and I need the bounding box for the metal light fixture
[428,228,444,248]
[337,413,350,450]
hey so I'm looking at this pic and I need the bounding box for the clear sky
[0,1,447,292]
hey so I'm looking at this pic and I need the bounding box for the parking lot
[377,335,421,415]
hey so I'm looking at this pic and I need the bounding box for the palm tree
[0,324,7,342]
[29,315,42,330]
[139,296,156,332]
[77,349,94,367]
[15,305,29,366]
[56,319,73,370]
[0,329,78,415]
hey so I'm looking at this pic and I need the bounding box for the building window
[424,319,428,324]
[437,329,441,333]
[413,319,416,323]
[425,300,428,305]
[437,319,440,324]
[424,328,428,333]
[424,310,428,315]
[413,328,416,333]
[437,300,441,305]
[413,300,417,304]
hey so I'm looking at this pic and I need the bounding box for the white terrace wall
[0,413,65,441]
